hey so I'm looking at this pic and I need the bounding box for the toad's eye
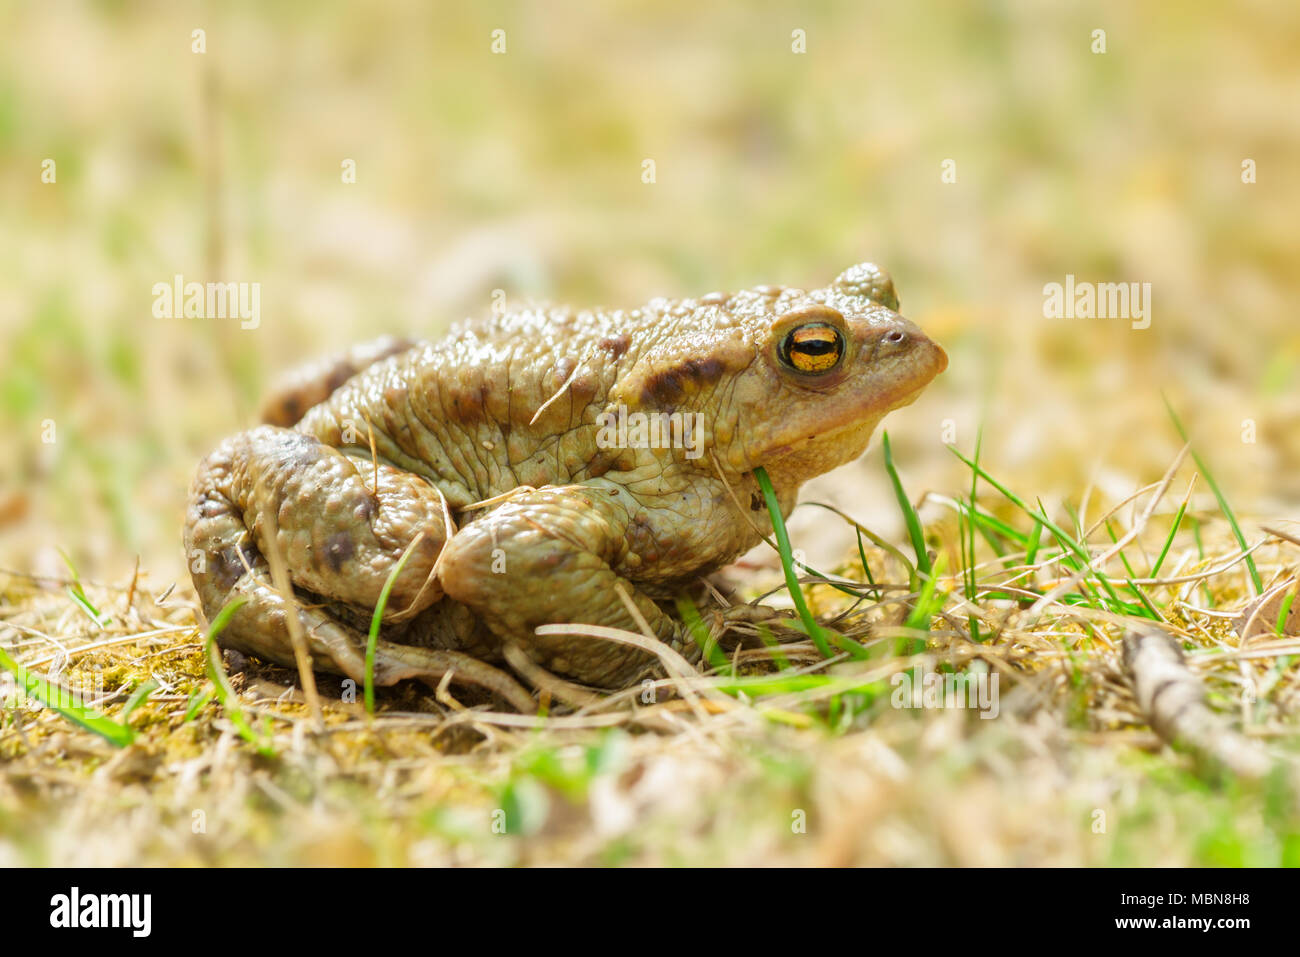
[779,322,844,374]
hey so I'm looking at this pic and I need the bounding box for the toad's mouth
[889,382,930,410]
[757,414,880,462]
[752,377,936,464]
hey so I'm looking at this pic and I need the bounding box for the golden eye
[779,322,844,374]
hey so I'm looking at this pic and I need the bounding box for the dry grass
[3,476,1298,866]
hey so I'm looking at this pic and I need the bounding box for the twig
[1122,626,1274,780]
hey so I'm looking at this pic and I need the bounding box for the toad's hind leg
[260,335,414,427]
[183,425,533,711]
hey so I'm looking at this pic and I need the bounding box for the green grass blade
[1025,515,1044,566]
[56,549,112,627]
[900,555,947,654]
[709,673,889,699]
[1105,520,1142,582]
[801,501,913,583]
[1277,587,1297,636]
[121,679,159,720]
[753,466,833,658]
[365,533,425,714]
[1101,527,1165,621]
[854,524,876,587]
[183,684,216,722]
[1163,396,1262,593]
[202,597,274,756]
[0,645,136,747]
[675,596,730,672]
[965,505,1023,552]
[763,500,896,599]
[1150,498,1190,579]
[949,447,1085,563]
[883,431,932,578]
[66,586,112,628]
[1128,580,1164,620]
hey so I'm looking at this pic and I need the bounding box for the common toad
[183,263,947,710]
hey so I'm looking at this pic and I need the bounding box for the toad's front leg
[437,485,685,688]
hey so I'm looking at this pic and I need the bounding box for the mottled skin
[184,263,947,710]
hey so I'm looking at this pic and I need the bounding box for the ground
[3,472,1298,866]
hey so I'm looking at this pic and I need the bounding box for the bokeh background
[1,0,1297,614]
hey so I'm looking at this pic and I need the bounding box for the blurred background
[1,0,1297,585]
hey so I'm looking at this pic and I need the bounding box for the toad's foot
[437,484,687,688]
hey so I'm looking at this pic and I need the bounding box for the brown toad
[183,262,947,710]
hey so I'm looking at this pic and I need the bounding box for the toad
[183,263,947,710]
